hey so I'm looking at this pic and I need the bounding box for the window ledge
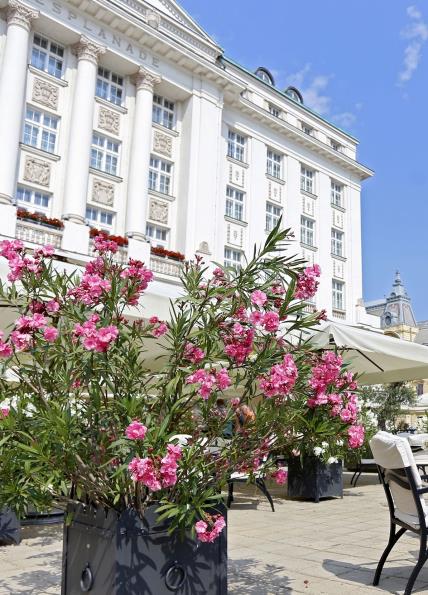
[331,253,346,262]
[95,96,128,115]
[266,173,285,185]
[152,121,179,137]
[300,242,317,252]
[28,64,68,87]
[89,167,123,183]
[148,189,175,202]
[224,215,248,227]
[301,189,318,199]
[226,155,249,169]
[19,143,61,162]
[331,202,346,212]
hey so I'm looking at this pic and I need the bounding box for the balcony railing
[16,220,62,249]
[150,255,182,278]
[303,303,317,314]
[332,308,346,320]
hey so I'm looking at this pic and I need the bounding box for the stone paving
[1,471,428,594]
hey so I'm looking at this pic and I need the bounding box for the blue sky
[180,0,428,321]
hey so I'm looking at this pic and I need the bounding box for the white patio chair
[370,431,428,595]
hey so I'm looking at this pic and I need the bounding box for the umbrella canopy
[311,322,428,385]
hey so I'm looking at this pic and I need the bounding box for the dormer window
[255,67,275,86]
[285,86,303,104]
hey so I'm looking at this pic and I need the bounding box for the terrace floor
[1,471,428,594]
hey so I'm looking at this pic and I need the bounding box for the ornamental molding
[133,67,162,91]
[153,130,172,157]
[146,9,161,29]
[98,107,120,136]
[149,198,168,224]
[6,0,39,31]
[72,35,106,65]
[32,77,59,110]
[92,179,114,206]
[23,157,50,186]
[197,241,211,255]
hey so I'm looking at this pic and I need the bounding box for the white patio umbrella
[311,322,428,385]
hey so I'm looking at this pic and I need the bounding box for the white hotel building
[0,0,374,322]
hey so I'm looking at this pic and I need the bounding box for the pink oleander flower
[340,408,353,423]
[309,351,343,393]
[35,244,55,257]
[250,290,267,307]
[259,353,298,398]
[74,319,119,353]
[195,515,226,543]
[0,332,12,358]
[186,368,231,399]
[125,420,147,440]
[294,264,321,300]
[216,368,231,391]
[46,299,60,313]
[0,406,10,418]
[93,234,118,254]
[121,260,154,304]
[262,311,280,333]
[10,330,32,352]
[271,284,285,295]
[149,316,159,324]
[128,457,162,491]
[230,398,240,407]
[183,342,205,364]
[223,325,254,365]
[43,327,58,342]
[160,445,182,489]
[348,424,365,449]
[271,468,288,485]
[249,310,264,325]
[69,273,111,306]
[152,322,168,338]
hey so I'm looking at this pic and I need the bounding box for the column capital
[72,35,106,66]
[133,67,161,92]
[6,0,39,32]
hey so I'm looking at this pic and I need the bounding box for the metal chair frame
[374,464,428,595]
[227,475,275,512]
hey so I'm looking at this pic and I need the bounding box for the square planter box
[0,508,21,545]
[61,502,227,594]
[287,457,343,502]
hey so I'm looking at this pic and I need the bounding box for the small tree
[360,382,417,431]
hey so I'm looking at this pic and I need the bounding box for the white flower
[336,439,344,446]
[321,441,329,449]
[327,456,338,464]
[313,446,323,457]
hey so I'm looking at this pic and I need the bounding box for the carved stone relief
[228,163,245,188]
[333,259,344,279]
[146,9,161,28]
[197,241,211,255]
[153,130,172,157]
[149,199,168,224]
[227,223,244,248]
[98,107,120,136]
[92,179,114,206]
[302,196,314,216]
[333,210,344,229]
[23,157,50,186]
[32,78,59,110]
[268,180,282,202]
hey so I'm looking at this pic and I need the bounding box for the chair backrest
[370,431,427,527]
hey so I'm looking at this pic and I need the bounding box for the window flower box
[17,208,64,230]
[150,246,185,262]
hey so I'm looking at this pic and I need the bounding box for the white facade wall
[0,0,373,323]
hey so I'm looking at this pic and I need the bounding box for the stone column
[0,0,39,208]
[125,67,161,243]
[62,35,105,223]
[61,36,105,253]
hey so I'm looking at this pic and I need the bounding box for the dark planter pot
[287,457,343,502]
[0,508,21,545]
[61,502,227,595]
[22,507,64,526]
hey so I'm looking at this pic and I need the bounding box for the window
[31,34,64,79]
[96,67,123,106]
[302,123,314,136]
[417,383,424,396]
[225,186,244,221]
[23,107,59,154]
[266,202,282,231]
[331,181,343,208]
[269,104,281,118]
[17,186,50,210]
[331,229,344,257]
[301,165,315,194]
[149,156,172,195]
[301,216,315,247]
[266,149,282,179]
[227,130,246,162]
[146,224,168,247]
[255,67,275,85]
[152,94,175,130]
[330,139,342,152]
[91,133,120,176]
[86,206,114,228]
[332,280,345,311]
[224,247,242,270]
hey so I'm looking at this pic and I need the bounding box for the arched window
[285,86,303,104]
[255,67,275,86]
